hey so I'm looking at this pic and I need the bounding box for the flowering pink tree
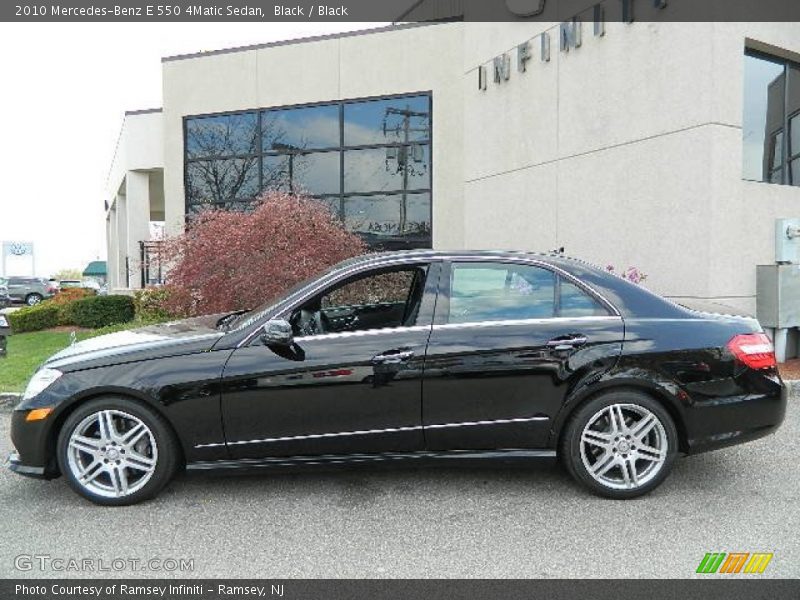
[162,192,366,316]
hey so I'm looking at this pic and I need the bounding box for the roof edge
[161,22,443,63]
[124,108,163,116]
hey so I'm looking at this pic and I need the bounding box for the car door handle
[371,349,415,365]
[546,335,588,351]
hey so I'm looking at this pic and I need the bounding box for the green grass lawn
[0,320,160,393]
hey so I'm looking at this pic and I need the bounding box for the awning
[82,260,107,277]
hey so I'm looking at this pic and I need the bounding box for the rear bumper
[685,378,788,455]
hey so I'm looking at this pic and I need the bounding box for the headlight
[22,368,62,401]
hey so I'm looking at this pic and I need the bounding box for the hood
[46,314,227,371]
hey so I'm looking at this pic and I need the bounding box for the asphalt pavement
[0,389,797,579]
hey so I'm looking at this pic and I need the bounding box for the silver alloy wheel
[66,409,158,498]
[26,294,41,306]
[579,403,668,490]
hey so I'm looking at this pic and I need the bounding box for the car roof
[343,249,688,319]
[342,249,624,280]
[343,249,581,267]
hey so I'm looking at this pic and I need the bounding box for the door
[221,262,438,459]
[6,278,24,301]
[422,260,624,451]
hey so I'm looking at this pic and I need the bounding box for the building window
[184,93,432,249]
[742,50,800,186]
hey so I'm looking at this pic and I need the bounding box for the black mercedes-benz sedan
[7,251,787,505]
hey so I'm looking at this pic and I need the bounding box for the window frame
[788,110,800,185]
[743,48,800,186]
[434,259,617,327]
[183,92,433,248]
[245,259,440,344]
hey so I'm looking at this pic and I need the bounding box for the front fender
[11,351,231,475]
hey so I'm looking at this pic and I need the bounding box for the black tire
[57,397,180,506]
[25,293,42,306]
[560,390,678,499]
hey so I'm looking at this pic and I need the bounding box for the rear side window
[559,280,609,317]
[448,262,609,324]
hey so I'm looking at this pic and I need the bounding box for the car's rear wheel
[25,293,42,306]
[561,390,678,499]
[57,397,179,506]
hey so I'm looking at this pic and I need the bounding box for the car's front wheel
[25,293,42,306]
[57,397,180,505]
[561,390,678,499]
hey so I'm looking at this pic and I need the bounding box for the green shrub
[56,304,75,326]
[133,287,175,321]
[8,304,60,333]
[49,288,95,325]
[68,295,135,328]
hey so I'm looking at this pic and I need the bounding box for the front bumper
[6,451,47,478]
[8,409,60,479]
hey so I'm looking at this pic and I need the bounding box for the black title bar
[3,579,800,600]
[2,0,800,22]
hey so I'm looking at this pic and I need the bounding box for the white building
[106,108,164,289]
[106,18,800,320]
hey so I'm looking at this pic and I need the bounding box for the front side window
[184,93,432,248]
[742,50,800,186]
[447,262,608,324]
[291,266,428,337]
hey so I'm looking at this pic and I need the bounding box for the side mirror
[260,319,294,347]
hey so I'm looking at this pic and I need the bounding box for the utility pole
[271,142,303,194]
[384,105,428,239]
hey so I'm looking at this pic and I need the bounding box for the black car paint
[7,251,786,480]
[0,320,8,358]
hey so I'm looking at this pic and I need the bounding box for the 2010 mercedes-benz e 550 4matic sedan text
[7,251,787,505]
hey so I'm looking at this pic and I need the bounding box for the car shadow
[166,459,573,501]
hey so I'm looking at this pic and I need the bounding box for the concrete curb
[0,393,21,411]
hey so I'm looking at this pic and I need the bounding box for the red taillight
[727,333,776,370]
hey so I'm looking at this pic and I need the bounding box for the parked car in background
[6,277,58,306]
[6,250,786,505]
[0,278,12,308]
[58,279,101,293]
[79,279,102,293]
